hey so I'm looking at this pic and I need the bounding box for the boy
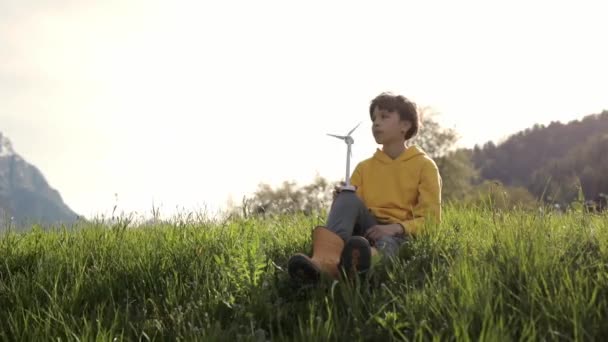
[288,92,442,283]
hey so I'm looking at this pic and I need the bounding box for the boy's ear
[401,120,412,136]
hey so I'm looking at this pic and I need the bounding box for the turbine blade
[327,133,346,139]
[347,122,362,136]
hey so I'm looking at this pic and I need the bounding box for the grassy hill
[1,206,607,340]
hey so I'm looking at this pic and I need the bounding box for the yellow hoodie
[350,145,442,236]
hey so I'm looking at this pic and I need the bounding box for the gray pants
[326,191,406,258]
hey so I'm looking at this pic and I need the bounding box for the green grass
[1,205,607,341]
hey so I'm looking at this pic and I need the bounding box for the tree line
[230,110,608,216]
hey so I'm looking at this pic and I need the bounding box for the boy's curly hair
[369,92,420,140]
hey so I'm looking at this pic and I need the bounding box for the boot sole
[339,236,371,276]
[288,254,321,284]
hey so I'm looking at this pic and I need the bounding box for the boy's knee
[335,191,361,205]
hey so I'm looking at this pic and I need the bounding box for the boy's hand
[364,224,404,244]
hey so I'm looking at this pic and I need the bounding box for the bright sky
[2,0,607,220]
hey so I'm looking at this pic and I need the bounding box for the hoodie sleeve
[399,159,442,235]
[350,163,365,199]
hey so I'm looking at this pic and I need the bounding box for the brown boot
[288,226,345,284]
[340,237,381,278]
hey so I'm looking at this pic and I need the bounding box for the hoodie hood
[372,145,426,164]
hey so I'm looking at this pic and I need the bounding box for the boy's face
[371,107,411,145]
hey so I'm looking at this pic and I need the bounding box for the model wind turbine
[327,122,361,192]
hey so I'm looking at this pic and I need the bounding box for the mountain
[0,132,78,227]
